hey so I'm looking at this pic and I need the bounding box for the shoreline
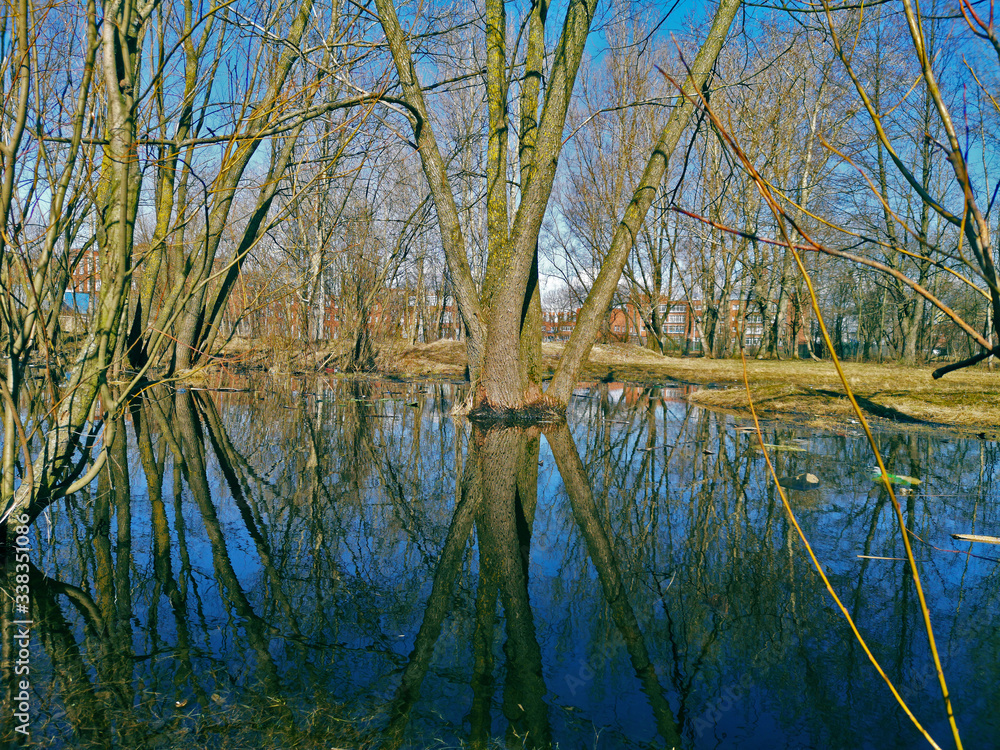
[196,338,1000,434]
[382,340,1000,434]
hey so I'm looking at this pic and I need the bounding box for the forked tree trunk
[375,0,740,417]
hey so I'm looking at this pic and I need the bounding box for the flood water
[2,380,999,749]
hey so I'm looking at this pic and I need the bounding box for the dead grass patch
[219,338,1000,429]
[384,339,469,378]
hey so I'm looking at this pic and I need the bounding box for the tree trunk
[374,0,740,415]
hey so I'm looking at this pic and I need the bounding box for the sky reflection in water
[3,380,999,749]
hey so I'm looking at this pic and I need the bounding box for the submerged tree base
[467,397,566,425]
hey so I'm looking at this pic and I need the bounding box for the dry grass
[681,357,1000,430]
[384,339,470,378]
[381,340,1000,430]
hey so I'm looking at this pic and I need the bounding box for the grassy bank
[384,340,1000,432]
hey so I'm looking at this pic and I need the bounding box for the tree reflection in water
[1,380,999,748]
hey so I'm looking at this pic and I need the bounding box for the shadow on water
[1,380,1000,748]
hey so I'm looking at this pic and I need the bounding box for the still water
[2,380,999,749]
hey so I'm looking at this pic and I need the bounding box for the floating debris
[757,443,806,452]
[778,473,820,491]
[951,533,1000,545]
[871,469,922,486]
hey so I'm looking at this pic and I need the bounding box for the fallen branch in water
[951,533,1000,545]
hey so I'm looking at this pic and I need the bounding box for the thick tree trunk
[900,300,921,364]
[376,0,738,416]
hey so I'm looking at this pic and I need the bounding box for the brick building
[66,250,806,355]
[550,297,808,355]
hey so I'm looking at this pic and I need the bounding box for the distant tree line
[221,1,996,371]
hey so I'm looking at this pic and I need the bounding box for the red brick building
[70,248,101,297]
[66,250,806,355]
[549,297,808,355]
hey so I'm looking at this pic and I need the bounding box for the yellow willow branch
[821,0,960,227]
[884,72,926,117]
[964,59,1000,115]
[738,348,943,750]
[786,237,963,750]
[818,135,982,290]
[724,138,980,299]
[664,61,964,748]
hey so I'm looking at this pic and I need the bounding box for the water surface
[2,380,998,748]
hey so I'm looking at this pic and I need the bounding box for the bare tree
[374,0,742,414]
[0,0,377,530]
[815,0,1000,376]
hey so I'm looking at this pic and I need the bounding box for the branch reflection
[0,381,997,748]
